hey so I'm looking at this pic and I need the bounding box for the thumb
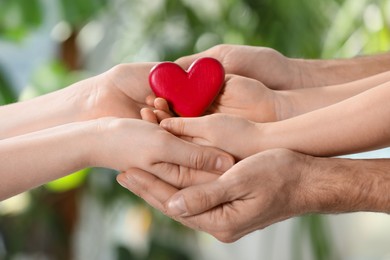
[166,179,231,217]
[175,53,204,70]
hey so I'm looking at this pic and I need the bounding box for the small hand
[141,97,173,124]
[117,149,307,242]
[207,75,281,122]
[143,74,283,123]
[160,114,262,160]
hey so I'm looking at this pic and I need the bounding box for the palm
[207,76,278,122]
[94,63,156,119]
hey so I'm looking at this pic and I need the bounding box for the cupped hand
[117,149,308,242]
[176,44,298,90]
[83,63,157,120]
[142,74,284,123]
[93,118,234,187]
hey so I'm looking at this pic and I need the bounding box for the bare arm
[160,81,390,159]
[295,52,390,88]
[262,81,390,156]
[0,118,233,201]
[177,44,390,90]
[0,63,155,139]
[279,70,390,119]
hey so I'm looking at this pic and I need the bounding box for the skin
[0,63,156,139]
[0,63,234,201]
[155,79,390,159]
[118,46,390,243]
[117,148,390,243]
[144,70,390,124]
[176,44,390,90]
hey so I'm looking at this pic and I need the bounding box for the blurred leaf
[0,0,43,42]
[59,0,109,29]
[0,66,17,105]
[45,168,90,192]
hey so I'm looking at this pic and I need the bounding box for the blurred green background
[0,0,390,259]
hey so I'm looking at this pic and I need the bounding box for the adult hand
[176,44,299,90]
[117,149,307,242]
[160,114,262,160]
[93,118,234,186]
[83,63,157,120]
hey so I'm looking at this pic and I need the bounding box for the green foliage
[0,68,16,105]
[0,0,43,42]
[58,0,109,29]
[1,0,390,259]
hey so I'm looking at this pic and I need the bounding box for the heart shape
[149,57,225,117]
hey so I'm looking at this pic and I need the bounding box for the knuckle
[212,44,231,54]
[108,64,128,78]
[189,151,206,170]
[176,166,193,188]
[214,231,238,243]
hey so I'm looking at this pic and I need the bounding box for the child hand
[160,114,262,160]
[141,96,174,124]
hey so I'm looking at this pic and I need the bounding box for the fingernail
[168,195,188,216]
[117,176,128,189]
[160,119,170,128]
[215,156,233,172]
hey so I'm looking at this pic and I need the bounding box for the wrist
[298,157,390,214]
[273,90,295,121]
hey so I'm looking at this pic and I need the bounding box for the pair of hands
[90,45,291,174]
[101,44,390,242]
[107,45,311,241]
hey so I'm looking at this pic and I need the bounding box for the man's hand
[117,148,390,242]
[176,45,297,90]
[117,149,308,242]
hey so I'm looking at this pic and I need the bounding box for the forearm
[0,121,95,200]
[291,52,390,88]
[0,79,94,139]
[260,82,390,156]
[278,71,390,119]
[297,156,390,214]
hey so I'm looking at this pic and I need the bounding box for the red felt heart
[149,57,225,117]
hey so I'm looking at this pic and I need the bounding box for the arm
[0,63,155,139]
[117,149,390,242]
[279,70,390,119]
[176,44,390,90]
[160,81,390,158]
[0,118,233,201]
[262,81,390,156]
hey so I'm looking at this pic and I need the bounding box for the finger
[175,53,205,70]
[140,108,158,124]
[166,179,232,217]
[117,169,177,213]
[154,110,173,122]
[160,117,208,138]
[154,98,171,113]
[145,94,156,107]
[161,136,234,173]
[127,163,220,188]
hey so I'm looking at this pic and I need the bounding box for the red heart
[149,57,225,117]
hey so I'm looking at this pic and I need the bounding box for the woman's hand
[0,118,234,200]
